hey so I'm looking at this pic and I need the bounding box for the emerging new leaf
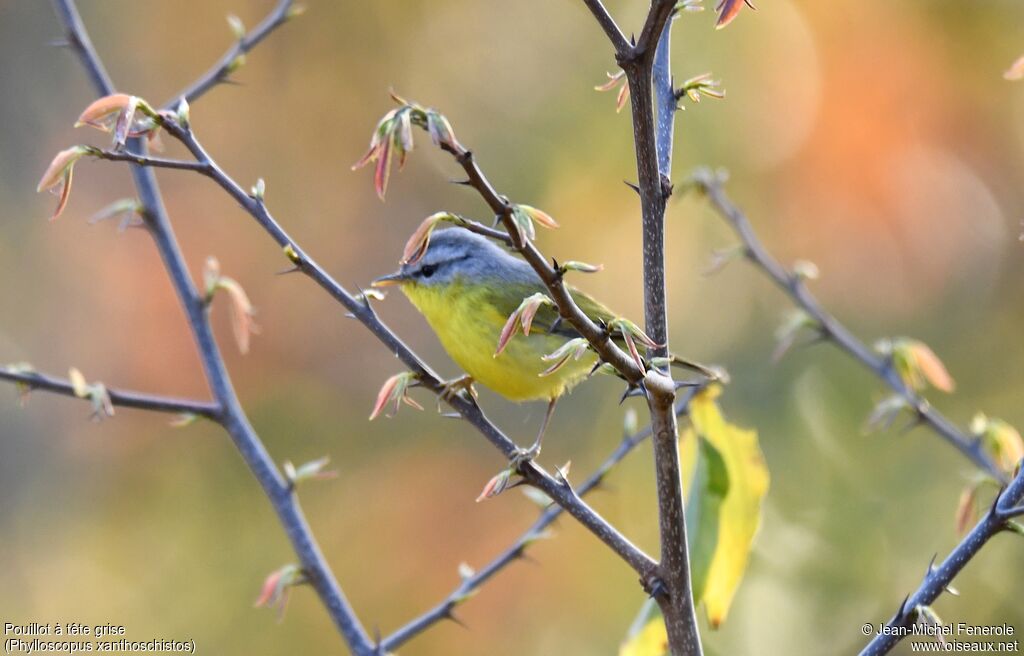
[915,605,946,645]
[254,563,305,621]
[457,562,475,580]
[715,0,755,29]
[539,338,590,377]
[970,413,1024,474]
[402,212,464,265]
[521,487,553,508]
[425,109,461,151]
[863,395,912,434]
[595,71,630,113]
[772,309,817,363]
[76,93,159,146]
[251,178,266,201]
[4,362,36,406]
[90,197,143,231]
[607,318,660,372]
[67,367,114,421]
[204,257,260,354]
[69,367,89,398]
[369,371,423,420]
[283,456,338,486]
[678,72,726,104]
[176,98,191,128]
[881,338,955,394]
[792,259,819,281]
[702,244,744,277]
[558,260,604,274]
[226,53,247,74]
[494,293,554,356]
[227,14,246,40]
[509,204,559,242]
[955,482,980,535]
[476,467,515,502]
[169,413,198,428]
[675,0,705,13]
[353,95,463,200]
[37,145,91,221]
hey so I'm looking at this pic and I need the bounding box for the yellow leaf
[684,385,769,628]
[619,616,668,656]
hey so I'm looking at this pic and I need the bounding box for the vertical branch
[620,3,704,654]
[50,2,375,653]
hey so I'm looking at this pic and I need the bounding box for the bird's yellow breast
[401,279,596,402]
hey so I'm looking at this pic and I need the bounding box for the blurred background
[2,1,1023,654]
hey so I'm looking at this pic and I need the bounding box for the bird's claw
[509,442,542,472]
[437,375,477,408]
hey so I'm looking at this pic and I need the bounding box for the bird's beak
[371,270,410,287]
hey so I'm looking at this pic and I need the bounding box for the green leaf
[682,386,769,628]
[685,435,729,602]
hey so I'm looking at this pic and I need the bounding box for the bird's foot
[437,374,477,408]
[509,441,542,472]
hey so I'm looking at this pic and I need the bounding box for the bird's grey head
[373,227,536,289]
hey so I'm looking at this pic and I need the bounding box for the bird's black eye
[420,263,437,278]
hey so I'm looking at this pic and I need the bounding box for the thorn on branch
[660,173,674,201]
[896,593,912,621]
[644,576,668,599]
[444,609,469,630]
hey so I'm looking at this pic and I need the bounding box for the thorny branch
[49,1,376,653]
[691,171,1006,482]
[582,2,703,654]
[684,172,1023,655]
[146,118,659,582]
[24,3,685,648]
[0,367,220,419]
[381,385,707,652]
[860,472,1024,655]
[165,0,299,109]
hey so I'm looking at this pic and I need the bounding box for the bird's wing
[492,282,618,340]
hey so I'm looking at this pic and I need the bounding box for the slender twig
[50,2,376,653]
[455,218,514,245]
[164,0,297,109]
[636,0,678,58]
[380,386,705,652]
[125,120,659,581]
[0,367,220,418]
[692,171,1006,482]
[89,149,208,172]
[860,473,1024,655]
[586,2,703,653]
[579,0,631,56]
